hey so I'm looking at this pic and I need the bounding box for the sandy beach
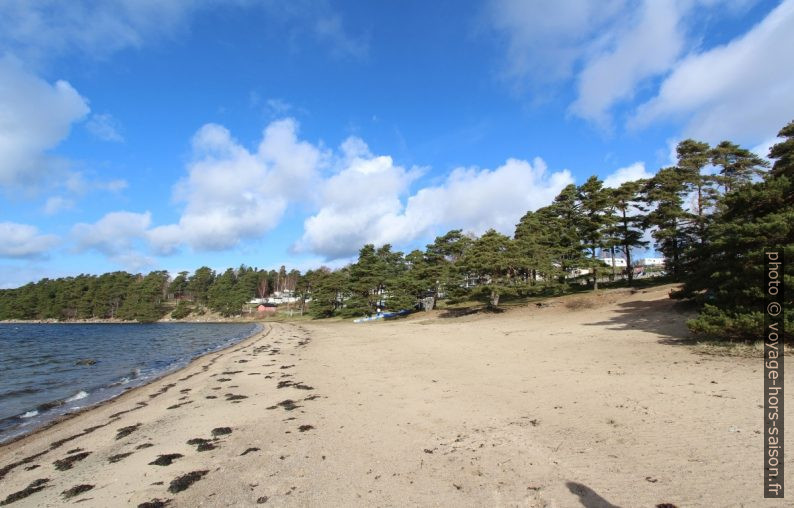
[0,285,790,507]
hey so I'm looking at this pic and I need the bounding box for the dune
[0,285,789,507]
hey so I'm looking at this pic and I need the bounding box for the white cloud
[488,0,784,142]
[0,0,200,62]
[296,138,420,259]
[149,118,324,253]
[70,209,155,270]
[751,137,782,161]
[603,161,653,188]
[0,1,367,65]
[631,0,794,143]
[0,57,89,187]
[0,222,60,258]
[266,98,292,116]
[487,0,626,83]
[570,1,685,128]
[63,173,128,195]
[298,141,573,259]
[43,196,75,215]
[72,211,152,257]
[66,120,575,264]
[313,13,368,60]
[86,113,124,142]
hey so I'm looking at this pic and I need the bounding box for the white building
[248,290,300,306]
[601,257,627,268]
[636,257,665,267]
[266,290,300,305]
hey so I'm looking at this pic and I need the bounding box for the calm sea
[0,322,261,443]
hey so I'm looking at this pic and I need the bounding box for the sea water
[0,322,261,443]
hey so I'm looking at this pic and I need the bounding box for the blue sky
[1,0,792,287]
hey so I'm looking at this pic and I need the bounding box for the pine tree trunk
[490,289,500,308]
[626,245,634,286]
[610,246,616,282]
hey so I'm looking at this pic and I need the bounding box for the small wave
[0,387,39,401]
[21,410,38,418]
[66,390,88,402]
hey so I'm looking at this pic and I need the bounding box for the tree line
[1,121,791,341]
[0,265,299,323]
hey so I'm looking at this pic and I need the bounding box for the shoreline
[0,318,266,324]
[0,323,267,448]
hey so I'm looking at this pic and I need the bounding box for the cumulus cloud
[298,140,573,259]
[149,118,324,253]
[296,138,420,259]
[631,0,794,144]
[71,210,156,270]
[0,57,89,188]
[72,211,152,257]
[603,162,653,188]
[0,222,60,259]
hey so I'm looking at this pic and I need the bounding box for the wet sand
[0,286,790,507]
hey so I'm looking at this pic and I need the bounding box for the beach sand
[0,285,790,507]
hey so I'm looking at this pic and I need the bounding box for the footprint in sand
[0,478,50,505]
[116,423,142,440]
[168,470,209,493]
[108,452,134,463]
[187,438,216,452]
[137,498,172,508]
[53,451,91,471]
[148,454,183,466]
[61,484,94,499]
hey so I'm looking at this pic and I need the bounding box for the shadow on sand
[566,482,620,508]
[438,306,505,319]
[582,293,697,346]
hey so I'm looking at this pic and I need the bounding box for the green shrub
[171,301,193,320]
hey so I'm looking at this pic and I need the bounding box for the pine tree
[347,244,383,316]
[308,268,349,318]
[710,140,769,193]
[642,167,692,279]
[548,184,589,285]
[424,229,473,303]
[685,121,793,341]
[676,139,716,254]
[188,267,215,305]
[207,268,239,317]
[514,209,558,289]
[168,271,189,300]
[609,180,648,285]
[577,176,611,290]
[460,229,518,307]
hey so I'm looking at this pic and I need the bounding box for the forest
[1,121,792,342]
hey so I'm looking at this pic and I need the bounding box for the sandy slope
[0,286,790,507]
